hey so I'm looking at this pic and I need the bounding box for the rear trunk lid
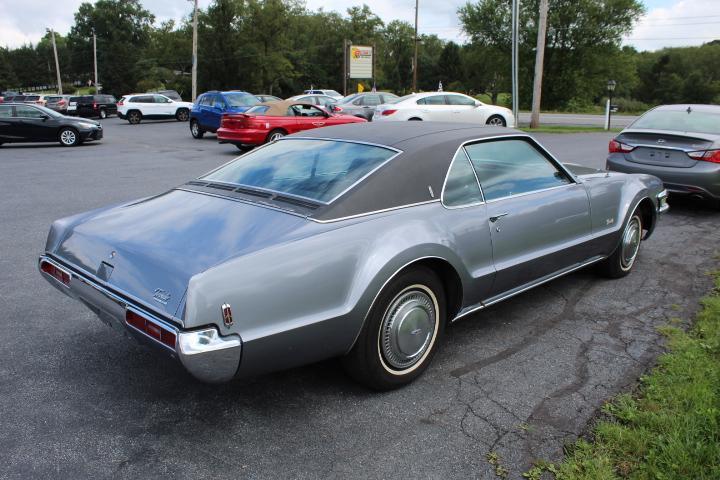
[53,189,312,319]
[618,130,716,168]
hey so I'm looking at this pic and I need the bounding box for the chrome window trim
[485,183,577,204]
[309,199,440,224]
[201,137,403,206]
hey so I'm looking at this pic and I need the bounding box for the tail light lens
[221,114,255,129]
[93,102,98,109]
[332,105,343,112]
[40,260,71,286]
[688,149,720,164]
[58,100,66,106]
[126,310,177,349]
[117,101,124,106]
[609,139,635,153]
[381,109,397,116]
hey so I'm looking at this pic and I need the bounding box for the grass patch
[520,126,622,134]
[529,273,720,479]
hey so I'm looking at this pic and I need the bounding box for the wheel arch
[637,196,657,239]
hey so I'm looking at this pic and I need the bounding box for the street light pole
[606,79,616,130]
[192,0,197,102]
[48,28,62,94]
[93,31,99,93]
[511,0,519,123]
[413,0,419,92]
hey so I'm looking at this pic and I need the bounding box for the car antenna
[686,106,692,114]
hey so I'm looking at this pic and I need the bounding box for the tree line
[0,0,719,111]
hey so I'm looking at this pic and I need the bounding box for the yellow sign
[358,83,365,93]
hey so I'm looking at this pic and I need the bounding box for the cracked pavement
[1,121,718,479]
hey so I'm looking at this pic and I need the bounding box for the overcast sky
[0,0,717,51]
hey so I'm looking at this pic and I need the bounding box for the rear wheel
[235,144,253,152]
[99,108,107,119]
[408,117,422,121]
[343,266,446,390]
[486,115,506,127]
[597,208,643,278]
[127,110,142,124]
[58,127,80,147]
[176,108,190,122]
[190,119,204,139]
[266,129,286,142]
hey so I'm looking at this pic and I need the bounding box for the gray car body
[39,123,666,383]
[607,104,720,202]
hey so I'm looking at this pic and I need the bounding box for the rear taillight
[332,105,343,112]
[221,114,251,129]
[381,109,397,116]
[93,102,98,109]
[58,100,66,106]
[117,101,124,106]
[688,149,720,164]
[126,310,176,349]
[609,139,635,153]
[40,260,70,286]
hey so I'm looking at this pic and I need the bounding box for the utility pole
[343,39,348,96]
[191,0,199,101]
[530,0,548,129]
[48,28,62,94]
[412,0,419,92]
[93,31,99,93]
[511,0,519,123]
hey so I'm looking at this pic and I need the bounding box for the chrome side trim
[308,199,441,224]
[485,183,576,204]
[453,255,606,321]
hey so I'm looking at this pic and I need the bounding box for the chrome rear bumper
[38,255,242,383]
[657,189,669,213]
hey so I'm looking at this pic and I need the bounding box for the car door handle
[312,122,325,126]
[489,213,509,223]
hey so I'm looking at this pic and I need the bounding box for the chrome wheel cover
[379,287,437,371]
[178,110,188,121]
[60,130,76,145]
[191,122,199,136]
[487,116,504,126]
[100,110,106,119]
[269,132,284,141]
[620,215,642,270]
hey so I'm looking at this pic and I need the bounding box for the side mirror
[474,100,482,107]
[40,114,50,121]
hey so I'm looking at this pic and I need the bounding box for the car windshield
[631,109,720,135]
[324,90,341,97]
[339,94,360,104]
[201,139,397,203]
[225,93,260,107]
[246,105,270,114]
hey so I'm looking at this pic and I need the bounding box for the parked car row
[0,103,102,146]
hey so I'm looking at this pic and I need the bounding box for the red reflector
[125,310,176,349]
[117,101,124,106]
[381,109,397,116]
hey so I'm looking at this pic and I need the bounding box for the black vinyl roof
[288,122,528,221]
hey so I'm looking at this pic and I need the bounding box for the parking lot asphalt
[1,117,718,479]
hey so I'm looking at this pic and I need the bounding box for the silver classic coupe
[39,123,668,389]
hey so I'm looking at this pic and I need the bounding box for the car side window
[214,96,227,109]
[0,105,12,117]
[131,96,153,103]
[292,104,325,117]
[464,139,572,201]
[446,95,476,106]
[153,95,171,103]
[363,94,381,106]
[443,150,484,207]
[14,105,45,118]
[352,96,364,106]
[418,95,445,105]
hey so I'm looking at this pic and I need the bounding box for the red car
[217,100,366,150]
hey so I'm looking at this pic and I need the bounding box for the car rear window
[630,109,720,135]
[246,105,270,114]
[201,139,397,203]
[224,93,260,107]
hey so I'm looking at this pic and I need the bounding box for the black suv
[67,95,118,119]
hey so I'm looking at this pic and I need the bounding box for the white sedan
[373,92,515,127]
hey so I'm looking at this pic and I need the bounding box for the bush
[612,97,653,114]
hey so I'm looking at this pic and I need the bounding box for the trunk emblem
[657,139,665,144]
[153,288,171,305]
[221,303,233,327]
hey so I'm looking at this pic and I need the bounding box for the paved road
[518,111,638,128]
[1,118,717,479]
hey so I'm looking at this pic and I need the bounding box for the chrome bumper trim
[38,255,242,383]
[657,189,669,213]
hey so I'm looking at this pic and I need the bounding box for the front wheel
[597,209,643,278]
[58,127,80,147]
[342,266,446,390]
[486,115,506,127]
[190,119,204,139]
[176,108,190,122]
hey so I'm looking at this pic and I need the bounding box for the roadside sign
[349,45,373,79]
